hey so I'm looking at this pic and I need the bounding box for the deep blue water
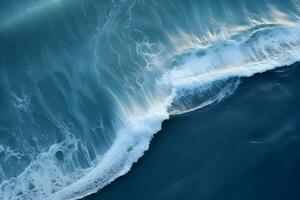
[1,1,300,200]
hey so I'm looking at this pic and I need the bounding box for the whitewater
[1,0,300,199]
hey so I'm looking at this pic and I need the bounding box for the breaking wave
[1,0,300,199]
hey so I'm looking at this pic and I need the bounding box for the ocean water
[0,1,300,200]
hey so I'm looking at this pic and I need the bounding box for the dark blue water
[1,1,300,200]
[86,63,300,200]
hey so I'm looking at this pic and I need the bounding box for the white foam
[54,100,171,200]
[162,25,300,90]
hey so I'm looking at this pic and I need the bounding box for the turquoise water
[1,1,300,199]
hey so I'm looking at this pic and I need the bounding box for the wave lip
[54,102,171,200]
[164,24,300,88]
